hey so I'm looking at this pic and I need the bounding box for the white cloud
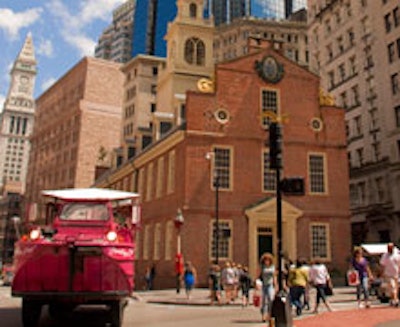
[37,39,54,57]
[79,0,126,25]
[0,8,42,39]
[46,0,123,57]
[64,34,96,57]
[41,77,57,92]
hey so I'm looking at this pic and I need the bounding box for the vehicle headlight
[106,230,118,242]
[29,229,41,240]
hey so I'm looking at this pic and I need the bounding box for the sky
[0,0,127,112]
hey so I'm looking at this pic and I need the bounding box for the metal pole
[215,173,220,265]
[276,167,283,291]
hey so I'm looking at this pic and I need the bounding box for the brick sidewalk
[294,307,400,327]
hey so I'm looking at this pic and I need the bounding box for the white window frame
[262,149,276,192]
[209,219,233,261]
[211,145,233,191]
[153,223,161,260]
[308,152,328,195]
[310,222,331,261]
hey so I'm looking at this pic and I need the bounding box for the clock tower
[0,33,37,195]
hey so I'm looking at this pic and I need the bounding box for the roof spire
[16,32,36,64]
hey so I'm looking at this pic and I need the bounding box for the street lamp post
[174,209,184,294]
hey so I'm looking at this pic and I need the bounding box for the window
[261,89,279,128]
[385,13,392,33]
[369,108,378,130]
[156,157,164,198]
[395,105,400,127]
[146,163,153,201]
[328,71,335,89]
[337,36,344,53]
[151,84,157,95]
[373,177,384,202]
[348,29,355,46]
[152,66,158,76]
[184,37,205,66]
[189,3,197,18]
[358,182,366,204]
[388,42,395,63]
[165,221,174,260]
[153,223,161,260]
[349,56,356,75]
[339,64,346,81]
[213,147,232,190]
[351,85,360,105]
[391,73,399,95]
[167,150,176,194]
[372,142,381,161]
[340,92,348,109]
[394,7,399,27]
[354,116,362,136]
[263,150,276,192]
[308,154,327,194]
[143,224,150,260]
[356,148,364,166]
[210,220,232,260]
[310,223,330,260]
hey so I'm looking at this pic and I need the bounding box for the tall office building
[95,0,136,63]
[308,0,400,244]
[131,0,177,57]
[207,0,307,25]
[0,33,36,195]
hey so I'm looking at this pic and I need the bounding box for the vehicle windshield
[60,203,109,221]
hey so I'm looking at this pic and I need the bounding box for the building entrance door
[258,227,273,262]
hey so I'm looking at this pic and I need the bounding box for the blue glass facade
[132,0,177,57]
[208,0,307,25]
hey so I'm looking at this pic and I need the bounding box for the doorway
[258,227,273,262]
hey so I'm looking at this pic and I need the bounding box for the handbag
[347,269,360,286]
[325,280,333,296]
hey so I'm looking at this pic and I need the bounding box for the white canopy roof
[361,243,399,255]
[42,188,139,201]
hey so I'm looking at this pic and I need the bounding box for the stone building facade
[0,33,36,196]
[25,57,124,217]
[308,0,400,245]
[95,40,351,289]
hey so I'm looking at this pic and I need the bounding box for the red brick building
[96,42,351,289]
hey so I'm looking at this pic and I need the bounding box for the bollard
[271,290,293,327]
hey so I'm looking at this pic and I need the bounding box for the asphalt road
[0,286,265,327]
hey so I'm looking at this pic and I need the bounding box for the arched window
[189,3,197,18]
[184,37,205,66]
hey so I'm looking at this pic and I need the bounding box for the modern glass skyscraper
[207,0,307,25]
[132,0,177,57]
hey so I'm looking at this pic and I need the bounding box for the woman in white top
[309,260,333,314]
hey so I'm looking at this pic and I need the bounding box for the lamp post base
[271,290,293,327]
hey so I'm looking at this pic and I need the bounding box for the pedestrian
[288,259,308,316]
[380,242,400,306]
[175,253,184,294]
[184,261,197,299]
[208,264,222,305]
[259,252,277,325]
[309,260,333,314]
[144,265,155,291]
[239,266,252,307]
[221,261,235,304]
[351,247,373,308]
[299,258,311,310]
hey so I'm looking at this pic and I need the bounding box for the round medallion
[255,55,284,84]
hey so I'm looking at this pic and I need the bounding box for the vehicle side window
[60,203,109,221]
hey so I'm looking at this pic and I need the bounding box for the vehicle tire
[22,299,42,327]
[109,300,124,327]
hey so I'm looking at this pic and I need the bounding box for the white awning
[42,188,139,201]
[361,243,399,255]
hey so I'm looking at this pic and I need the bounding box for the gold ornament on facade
[197,78,214,93]
[319,88,335,106]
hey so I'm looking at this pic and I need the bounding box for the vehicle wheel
[22,299,42,327]
[109,300,124,327]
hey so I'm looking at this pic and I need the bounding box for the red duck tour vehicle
[11,188,141,327]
